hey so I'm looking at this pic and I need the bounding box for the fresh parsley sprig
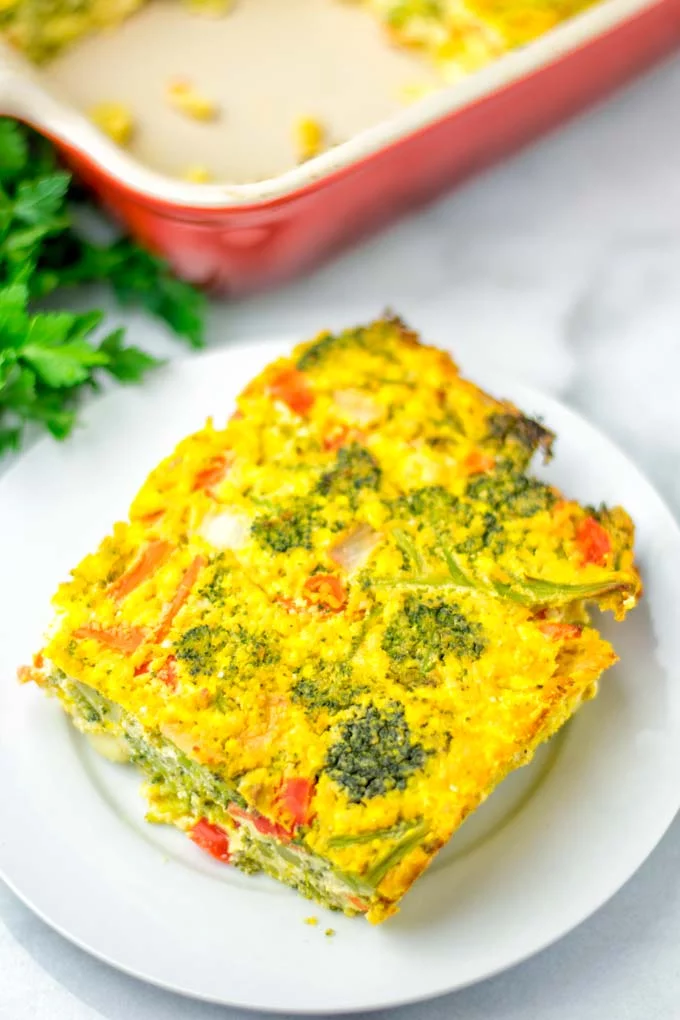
[0,118,205,455]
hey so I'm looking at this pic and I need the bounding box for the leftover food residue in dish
[2,0,599,181]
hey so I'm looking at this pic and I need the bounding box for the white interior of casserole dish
[0,0,663,206]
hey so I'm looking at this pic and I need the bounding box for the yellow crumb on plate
[294,116,325,163]
[166,79,219,122]
[89,102,135,146]
[324,928,336,938]
[304,916,319,926]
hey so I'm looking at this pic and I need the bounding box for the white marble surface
[3,49,680,1020]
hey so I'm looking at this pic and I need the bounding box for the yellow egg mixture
[21,317,641,922]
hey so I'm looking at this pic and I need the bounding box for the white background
[3,49,680,1020]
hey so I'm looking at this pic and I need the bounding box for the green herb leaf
[52,238,206,349]
[4,222,61,271]
[1,365,36,409]
[370,565,628,607]
[13,173,70,225]
[518,576,626,600]
[134,266,205,350]
[0,426,21,454]
[28,392,79,439]
[0,283,30,347]
[98,328,163,382]
[0,188,13,241]
[392,527,425,573]
[0,118,206,456]
[436,537,474,587]
[327,819,422,849]
[24,311,80,349]
[22,338,108,388]
[0,121,28,181]
[365,821,428,887]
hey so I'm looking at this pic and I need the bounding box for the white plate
[1,336,679,1015]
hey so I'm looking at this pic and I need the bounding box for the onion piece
[199,509,251,551]
[332,388,382,427]
[329,523,381,573]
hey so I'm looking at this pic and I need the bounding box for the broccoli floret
[251,500,320,553]
[291,657,366,715]
[292,678,360,716]
[296,322,398,372]
[317,443,381,508]
[198,556,231,606]
[325,702,426,802]
[234,624,280,666]
[175,624,227,676]
[486,412,554,459]
[455,510,505,557]
[390,486,513,565]
[296,328,372,372]
[391,485,458,520]
[292,609,378,714]
[466,467,555,518]
[382,596,486,678]
[295,331,341,371]
[175,623,279,678]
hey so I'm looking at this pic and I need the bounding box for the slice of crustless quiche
[19,318,641,923]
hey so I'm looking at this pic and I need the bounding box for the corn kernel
[398,82,438,105]
[167,79,219,122]
[294,116,325,163]
[182,165,212,184]
[89,102,135,146]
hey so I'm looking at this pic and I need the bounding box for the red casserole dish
[1,0,679,294]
